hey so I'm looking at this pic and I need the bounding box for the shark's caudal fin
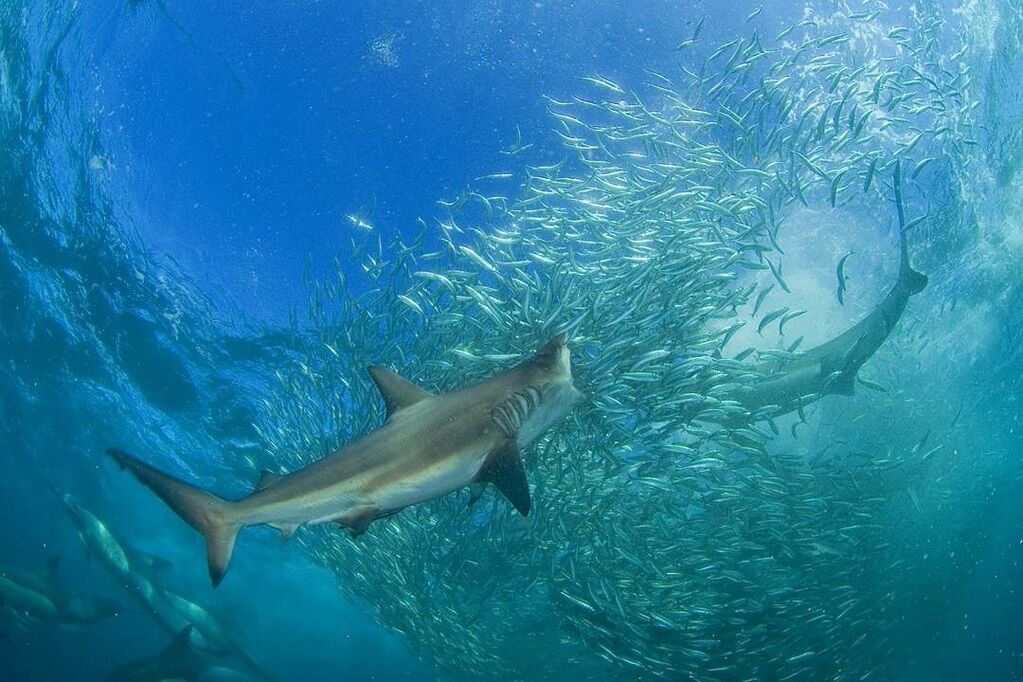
[893,161,929,295]
[899,240,928,294]
[106,448,241,587]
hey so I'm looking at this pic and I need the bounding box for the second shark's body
[109,335,581,586]
[105,625,259,682]
[63,496,266,678]
[735,166,928,419]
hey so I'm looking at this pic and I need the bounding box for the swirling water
[1,1,1021,681]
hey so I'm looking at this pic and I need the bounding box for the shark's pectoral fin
[367,366,434,418]
[817,352,840,379]
[474,443,531,516]
[824,370,857,396]
[256,470,284,492]
[336,506,379,537]
[818,351,857,397]
[467,482,487,507]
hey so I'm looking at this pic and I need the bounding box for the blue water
[2,1,1022,680]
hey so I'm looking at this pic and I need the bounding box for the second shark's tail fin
[106,448,241,587]
[899,250,929,294]
[893,161,929,295]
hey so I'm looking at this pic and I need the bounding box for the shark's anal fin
[336,506,379,537]
[367,366,434,418]
[473,442,531,516]
[271,523,299,542]
[256,470,283,492]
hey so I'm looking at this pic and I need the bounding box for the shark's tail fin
[899,253,928,294]
[893,161,928,295]
[106,448,241,587]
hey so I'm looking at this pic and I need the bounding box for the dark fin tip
[905,268,928,294]
[474,443,532,517]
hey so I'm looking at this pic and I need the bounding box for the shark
[107,334,582,586]
[62,495,266,677]
[105,625,260,682]
[0,557,120,625]
[734,164,928,420]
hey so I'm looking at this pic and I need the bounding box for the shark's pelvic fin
[367,366,434,417]
[106,448,242,588]
[473,442,531,516]
[337,506,379,537]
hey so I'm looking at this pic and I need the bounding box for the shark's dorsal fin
[473,443,531,516]
[162,625,195,661]
[367,366,433,417]
[256,470,283,492]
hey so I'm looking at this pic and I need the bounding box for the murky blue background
[1,1,1021,680]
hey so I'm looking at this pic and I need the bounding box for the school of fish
[224,11,991,682]
[3,3,1009,680]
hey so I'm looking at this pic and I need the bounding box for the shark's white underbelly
[367,448,488,513]
[248,447,489,529]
